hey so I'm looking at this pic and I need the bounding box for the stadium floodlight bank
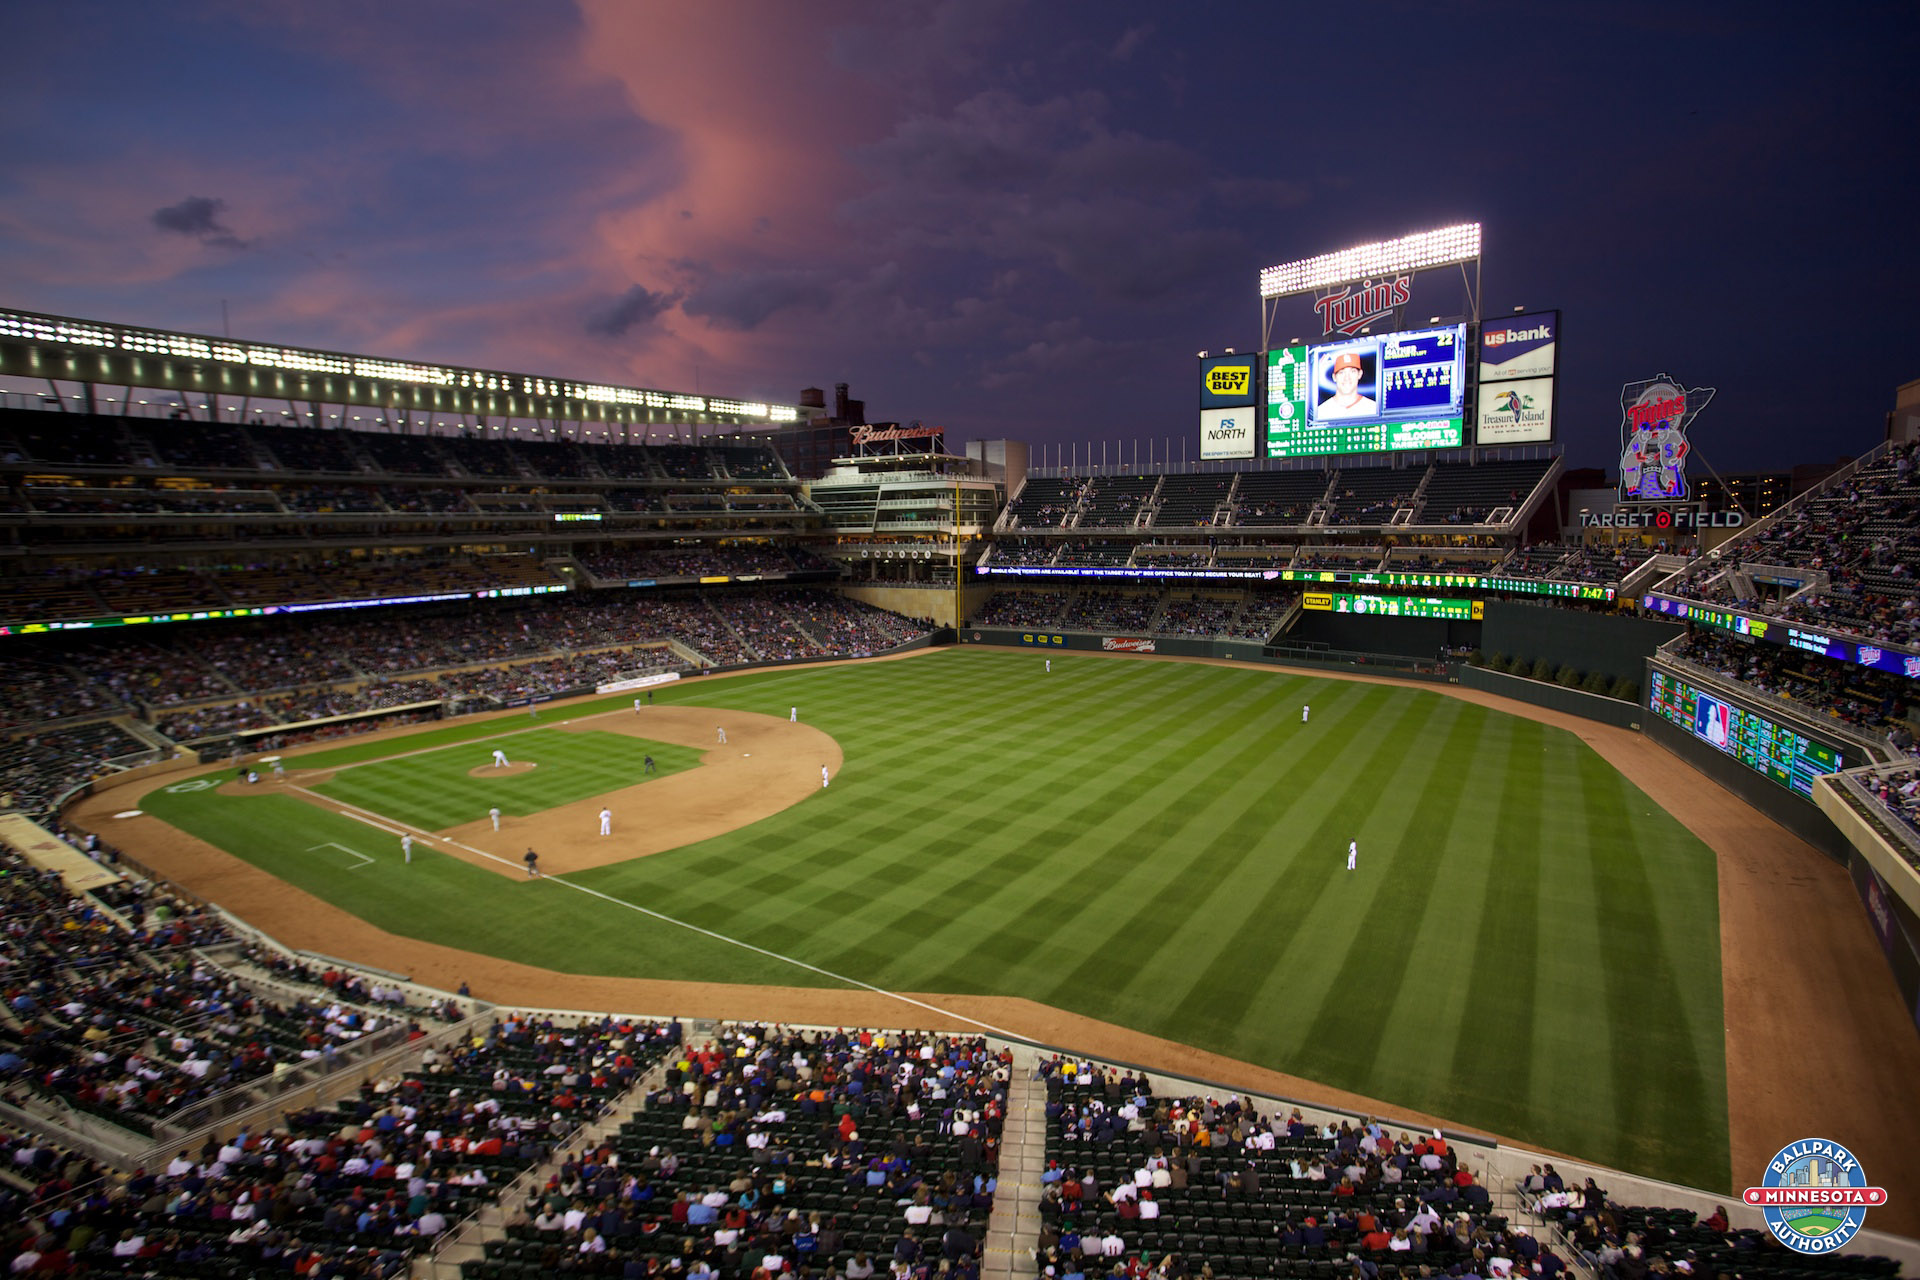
[1258,222,1483,299]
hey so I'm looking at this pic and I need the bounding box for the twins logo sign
[1743,1139,1887,1253]
[1619,373,1714,502]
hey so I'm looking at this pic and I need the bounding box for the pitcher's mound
[467,762,538,778]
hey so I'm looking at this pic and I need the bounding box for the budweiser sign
[1102,637,1156,653]
[850,424,944,446]
[1314,276,1411,336]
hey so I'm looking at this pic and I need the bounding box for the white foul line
[287,783,1025,1040]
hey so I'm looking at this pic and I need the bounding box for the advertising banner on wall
[1478,311,1558,381]
[1199,354,1258,408]
[1200,405,1257,459]
[1475,375,1555,444]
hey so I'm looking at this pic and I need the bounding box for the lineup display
[1278,569,1613,600]
[1267,324,1467,458]
[1303,592,1482,620]
[1647,670,1844,798]
[1264,343,1310,448]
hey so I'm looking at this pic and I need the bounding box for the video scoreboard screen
[1267,324,1466,458]
[1647,670,1844,798]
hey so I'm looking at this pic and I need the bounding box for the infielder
[1302,705,1310,724]
[402,835,414,864]
[821,765,830,789]
[716,726,727,744]
[271,760,285,780]
[643,755,656,774]
[492,748,509,768]
[634,697,644,714]
[489,806,501,831]
[599,807,612,836]
[1347,841,1357,871]
[790,706,798,723]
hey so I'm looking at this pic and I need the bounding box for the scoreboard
[1267,324,1467,459]
[1647,670,1845,798]
[1303,592,1481,620]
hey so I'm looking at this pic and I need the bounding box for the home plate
[743,753,751,757]
[114,810,143,819]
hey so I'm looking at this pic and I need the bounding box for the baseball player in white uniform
[716,726,727,744]
[489,806,501,831]
[634,697,644,714]
[492,748,509,768]
[1347,841,1357,871]
[790,706,798,723]
[402,835,414,864]
[599,808,612,836]
[1302,705,1310,723]
[822,765,830,789]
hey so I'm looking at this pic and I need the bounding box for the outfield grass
[139,648,1727,1189]
[311,728,702,830]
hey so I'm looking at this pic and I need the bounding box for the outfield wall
[1640,699,1854,862]
[1481,599,1682,681]
[958,627,1449,679]
[1454,665,1642,729]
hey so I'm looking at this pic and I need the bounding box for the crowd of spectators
[970,590,1301,642]
[0,1008,682,1277]
[583,546,812,581]
[0,722,154,817]
[1035,1058,1528,1280]
[1664,631,1916,744]
[1156,597,1239,638]
[1667,444,1919,646]
[507,1024,1006,1279]
[1858,768,1920,838]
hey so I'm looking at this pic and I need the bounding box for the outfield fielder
[599,807,612,836]
[1302,705,1310,724]
[492,748,509,768]
[1347,841,1357,871]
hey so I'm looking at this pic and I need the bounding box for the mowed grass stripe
[1289,701,1492,1087]
[796,674,1273,982]
[1051,677,1396,1027]
[954,676,1306,999]
[1583,762,1726,1190]
[1442,717,1550,1125]
[1163,687,1439,1050]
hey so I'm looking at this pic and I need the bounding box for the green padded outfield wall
[1480,599,1681,681]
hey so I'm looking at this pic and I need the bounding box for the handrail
[1650,650,1892,763]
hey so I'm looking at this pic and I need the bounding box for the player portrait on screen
[1318,351,1377,419]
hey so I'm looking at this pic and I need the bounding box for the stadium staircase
[421,1062,668,1280]
[984,1044,1047,1280]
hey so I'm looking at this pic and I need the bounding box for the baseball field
[124,646,1731,1190]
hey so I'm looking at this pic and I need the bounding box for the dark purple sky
[1,0,1914,472]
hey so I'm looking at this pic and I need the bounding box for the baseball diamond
[67,641,1890,1207]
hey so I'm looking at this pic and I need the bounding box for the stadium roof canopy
[0,307,803,428]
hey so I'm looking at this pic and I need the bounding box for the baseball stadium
[1,256,1917,1280]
